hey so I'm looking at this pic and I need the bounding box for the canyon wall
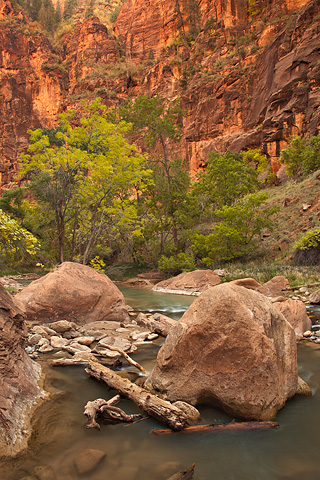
[0,0,319,185]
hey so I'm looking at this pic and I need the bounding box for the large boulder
[146,283,298,421]
[152,269,221,295]
[274,299,312,337]
[0,285,42,456]
[258,276,290,297]
[15,262,129,324]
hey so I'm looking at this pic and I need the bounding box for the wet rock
[77,336,95,346]
[309,289,320,304]
[146,283,298,421]
[15,262,130,325]
[274,299,312,337]
[153,269,221,295]
[38,344,54,354]
[296,376,312,396]
[303,330,313,338]
[73,449,106,475]
[33,465,56,480]
[98,335,133,352]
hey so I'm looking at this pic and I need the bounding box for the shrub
[158,253,196,275]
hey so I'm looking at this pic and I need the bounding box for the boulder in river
[274,299,312,338]
[152,269,221,295]
[15,262,129,325]
[146,283,299,421]
[0,285,42,456]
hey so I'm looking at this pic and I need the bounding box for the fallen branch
[84,395,132,430]
[85,360,188,431]
[101,344,149,375]
[151,421,280,435]
[167,464,195,480]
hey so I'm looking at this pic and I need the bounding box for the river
[1,287,320,480]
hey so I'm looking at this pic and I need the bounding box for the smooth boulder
[274,299,312,337]
[15,262,129,324]
[152,269,221,295]
[0,285,42,456]
[146,283,298,421]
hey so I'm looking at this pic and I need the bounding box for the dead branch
[101,344,149,375]
[151,421,280,436]
[167,464,195,480]
[85,360,188,431]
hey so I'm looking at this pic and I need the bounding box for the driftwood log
[85,360,188,431]
[136,312,176,337]
[167,464,195,480]
[83,395,144,429]
[100,344,149,374]
[152,421,280,436]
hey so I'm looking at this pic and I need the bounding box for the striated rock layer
[146,283,299,421]
[0,284,42,456]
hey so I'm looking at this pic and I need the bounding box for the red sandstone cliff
[0,0,319,184]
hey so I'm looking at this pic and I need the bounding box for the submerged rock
[15,262,129,325]
[152,269,221,295]
[146,283,299,421]
[73,448,106,475]
[0,284,42,456]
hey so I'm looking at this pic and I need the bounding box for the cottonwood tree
[19,99,151,264]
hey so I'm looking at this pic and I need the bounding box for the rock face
[0,284,41,456]
[146,283,298,420]
[152,269,221,295]
[274,299,312,337]
[15,262,130,324]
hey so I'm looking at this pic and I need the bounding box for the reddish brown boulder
[230,278,261,290]
[15,262,129,324]
[258,276,290,297]
[274,299,311,337]
[152,270,221,295]
[0,285,41,456]
[146,283,298,421]
[309,289,320,304]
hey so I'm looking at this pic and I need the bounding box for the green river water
[1,286,320,480]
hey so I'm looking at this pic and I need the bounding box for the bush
[280,134,320,177]
[158,253,196,275]
[294,228,320,265]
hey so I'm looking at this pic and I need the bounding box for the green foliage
[158,252,196,275]
[193,149,265,213]
[280,134,320,177]
[0,208,40,264]
[294,228,320,251]
[110,3,121,24]
[191,192,278,265]
[19,98,152,264]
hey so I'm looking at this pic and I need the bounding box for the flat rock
[49,320,75,334]
[230,278,261,290]
[15,262,129,325]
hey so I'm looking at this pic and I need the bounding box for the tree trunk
[85,360,188,431]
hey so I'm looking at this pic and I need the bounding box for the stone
[303,330,312,337]
[15,262,130,325]
[28,334,43,346]
[33,465,56,480]
[77,336,95,346]
[309,289,320,304]
[50,336,69,349]
[258,276,290,297]
[38,344,54,354]
[146,283,298,421]
[230,278,261,290]
[296,376,312,396]
[49,320,74,334]
[0,285,42,456]
[153,269,221,295]
[172,401,201,423]
[274,299,312,337]
[130,331,149,341]
[97,336,133,352]
[73,449,106,475]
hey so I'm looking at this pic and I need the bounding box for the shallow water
[2,288,320,480]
